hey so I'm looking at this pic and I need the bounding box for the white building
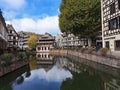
[101,0,120,52]
[18,31,35,50]
[61,33,87,48]
[56,33,63,48]
[7,24,19,50]
[0,9,8,54]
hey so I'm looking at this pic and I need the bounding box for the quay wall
[50,50,68,56]
[0,60,28,77]
[51,50,120,69]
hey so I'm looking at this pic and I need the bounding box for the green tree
[59,0,101,46]
[27,34,38,50]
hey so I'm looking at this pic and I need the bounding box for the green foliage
[59,0,101,39]
[2,53,13,65]
[26,50,32,59]
[101,48,108,56]
[27,34,38,50]
[17,52,24,59]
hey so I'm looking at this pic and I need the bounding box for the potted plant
[80,47,85,53]
[88,47,93,54]
[101,48,108,56]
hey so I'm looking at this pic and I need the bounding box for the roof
[7,24,19,36]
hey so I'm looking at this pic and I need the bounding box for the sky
[0,0,61,35]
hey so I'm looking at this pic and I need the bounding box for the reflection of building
[101,0,120,52]
[104,79,120,90]
[0,10,8,54]
[58,57,81,73]
[36,53,55,64]
[7,24,19,50]
[36,53,55,72]
[36,33,55,52]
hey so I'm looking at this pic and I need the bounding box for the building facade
[61,33,88,48]
[56,33,63,48]
[36,33,55,52]
[7,24,19,50]
[18,31,35,50]
[101,0,120,52]
[0,10,8,54]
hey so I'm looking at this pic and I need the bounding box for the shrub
[101,48,108,56]
[26,51,32,59]
[17,52,24,60]
[88,47,93,54]
[2,53,13,65]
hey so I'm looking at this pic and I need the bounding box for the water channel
[0,53,120,90]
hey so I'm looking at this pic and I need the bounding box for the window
[110,3,115,14]
[10,30,12,33]
[105,41,109,49]
[115,40,120,50]
[118,0,120,9]
[109,18,118,30]
[38,47,40,50]
[13,36,16,39]
[45,47,46,50]
[13,42,16,45]
[38,54,41,57]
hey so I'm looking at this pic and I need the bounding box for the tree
[27,34,38,50]
[59,0,101,46]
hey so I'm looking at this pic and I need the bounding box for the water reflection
[12,62,72,90]
[0,65,30,90]
[59,56,120,90]
[0,54,120,90]
[36,53,55,64]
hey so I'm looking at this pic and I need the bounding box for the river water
[0,53,120,90]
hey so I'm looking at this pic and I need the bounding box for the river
[0,53,120,90]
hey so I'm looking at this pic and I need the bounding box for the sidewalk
[107,51,120,59]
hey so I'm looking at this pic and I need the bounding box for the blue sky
[0,0,61,35]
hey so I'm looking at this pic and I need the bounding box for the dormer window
[10,30,12,33]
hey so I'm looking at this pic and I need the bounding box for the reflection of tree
[29,56,37,70]
[61,71,104,90]
[2,85,12,90]
[25,71,31,78]
[16,76,24,85]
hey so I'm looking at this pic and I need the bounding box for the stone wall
[50,49,120,69]
[50,50,68,56]
[67,50,120,69]
[0,60,28,77]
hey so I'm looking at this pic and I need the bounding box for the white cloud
[25,66,72,82]
[3,10,19,20]
[0,0,26,9]
[6,16,60,35]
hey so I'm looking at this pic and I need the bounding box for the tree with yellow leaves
[27,34,38,50]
